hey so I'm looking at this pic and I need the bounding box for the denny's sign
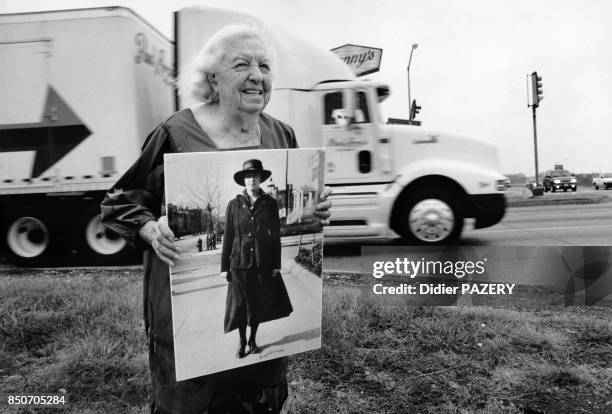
[331,44,382,76]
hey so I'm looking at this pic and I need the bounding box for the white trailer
[0,7,174,265]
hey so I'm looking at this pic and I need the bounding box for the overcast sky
[3,0,611,174]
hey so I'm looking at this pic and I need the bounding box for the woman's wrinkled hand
[138,216,182,266]
[314,186,332,226]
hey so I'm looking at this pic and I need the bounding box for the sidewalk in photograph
[170,239,322,380]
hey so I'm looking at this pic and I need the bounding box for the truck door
[320,88,387,184]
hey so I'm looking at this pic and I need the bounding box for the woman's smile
[214,36,272,113]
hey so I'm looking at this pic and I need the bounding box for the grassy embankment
[1,269,611,413]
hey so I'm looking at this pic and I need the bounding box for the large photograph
[164,148,324,380]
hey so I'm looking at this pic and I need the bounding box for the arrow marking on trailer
[0,87,91,178]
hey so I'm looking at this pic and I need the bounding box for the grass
[0,269,149,413]
[1,268,611,413]
[286,287,612,413]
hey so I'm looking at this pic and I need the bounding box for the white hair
[178,23,276,104]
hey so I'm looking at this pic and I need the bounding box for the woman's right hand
[221,271,230,281]
[138,216,182,266]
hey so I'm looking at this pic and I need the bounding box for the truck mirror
[376,86,390,103]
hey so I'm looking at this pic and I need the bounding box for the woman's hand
[138,216,182,266]
[314,186,332,226]
[272,269,282,278]
[221,271,230,281]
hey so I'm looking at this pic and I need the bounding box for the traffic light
[531,72,543,107]
[410,99,421,120]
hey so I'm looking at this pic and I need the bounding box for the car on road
[503,177,511,189]
[543,169,577,192]
[592,172,612,190]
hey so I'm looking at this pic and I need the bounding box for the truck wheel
[78,209,133,265]
[594,184,599,190]
[552,187,556,193]
[397,188,463,244]
[572,187,577,192]
[4,214,51,266]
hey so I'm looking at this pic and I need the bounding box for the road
[462,202,612,245]
[324,201,612,272]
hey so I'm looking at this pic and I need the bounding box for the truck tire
[397,188,463,244]
[594,184,599,190]
[4,213,53,266]
[77,208,134,265]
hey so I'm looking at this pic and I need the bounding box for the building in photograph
[167,203,207,238]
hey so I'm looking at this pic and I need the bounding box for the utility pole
[528,71,544,195]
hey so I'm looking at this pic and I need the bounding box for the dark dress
[100,108,297,414]
[222,192,293,333]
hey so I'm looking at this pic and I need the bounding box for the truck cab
[311,81,506,243]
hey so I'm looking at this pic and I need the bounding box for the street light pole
[407,43,418,120]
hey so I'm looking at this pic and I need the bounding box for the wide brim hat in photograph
[233,159,272,186]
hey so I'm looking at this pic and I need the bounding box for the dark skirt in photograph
[224,268,293,333]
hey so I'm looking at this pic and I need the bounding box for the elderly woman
[101,24,330,414]
[222,159,293,359]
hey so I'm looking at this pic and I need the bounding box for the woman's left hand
[272,269,282,278]
[314,186,332,226]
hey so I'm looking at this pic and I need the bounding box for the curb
[282,258,321,299]
[507,195,611,207]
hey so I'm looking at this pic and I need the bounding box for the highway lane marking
[323,269,365,274]
[466,224,612,233]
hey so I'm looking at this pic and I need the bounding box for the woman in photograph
[221,159,293,359]
[101,24,330,414]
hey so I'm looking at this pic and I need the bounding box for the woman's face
[244,172,262,192]
[213,35,272,115]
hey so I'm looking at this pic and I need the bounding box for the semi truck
[0,6,506,266]
[0,7,174,265]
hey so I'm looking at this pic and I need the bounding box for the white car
[593,173,612,190]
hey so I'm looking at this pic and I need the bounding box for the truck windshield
[551,170,570,177]
[323,91,370,124]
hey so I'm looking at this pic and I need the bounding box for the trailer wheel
[397,188,463,244]
[77,209,133,265]
[5,215,51,265]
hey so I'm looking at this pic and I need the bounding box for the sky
[3,0,611,174]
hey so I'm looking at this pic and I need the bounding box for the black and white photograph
[164,149,324,380]
[1,0,611,413]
